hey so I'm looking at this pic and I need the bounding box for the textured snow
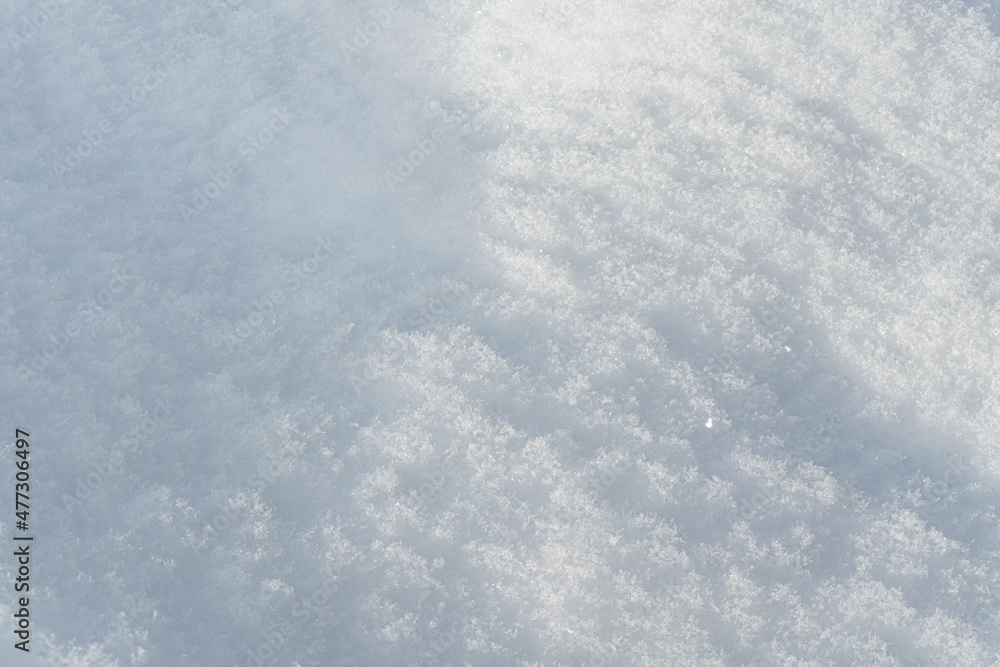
[2,0,1000,665]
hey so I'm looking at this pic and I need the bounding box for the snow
[2,0,1000,664]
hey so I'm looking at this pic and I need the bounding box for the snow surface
[2,0,1000,665]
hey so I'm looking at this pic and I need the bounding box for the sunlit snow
[2,0,1000,665]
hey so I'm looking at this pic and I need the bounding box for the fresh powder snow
[1,0,1000,665]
